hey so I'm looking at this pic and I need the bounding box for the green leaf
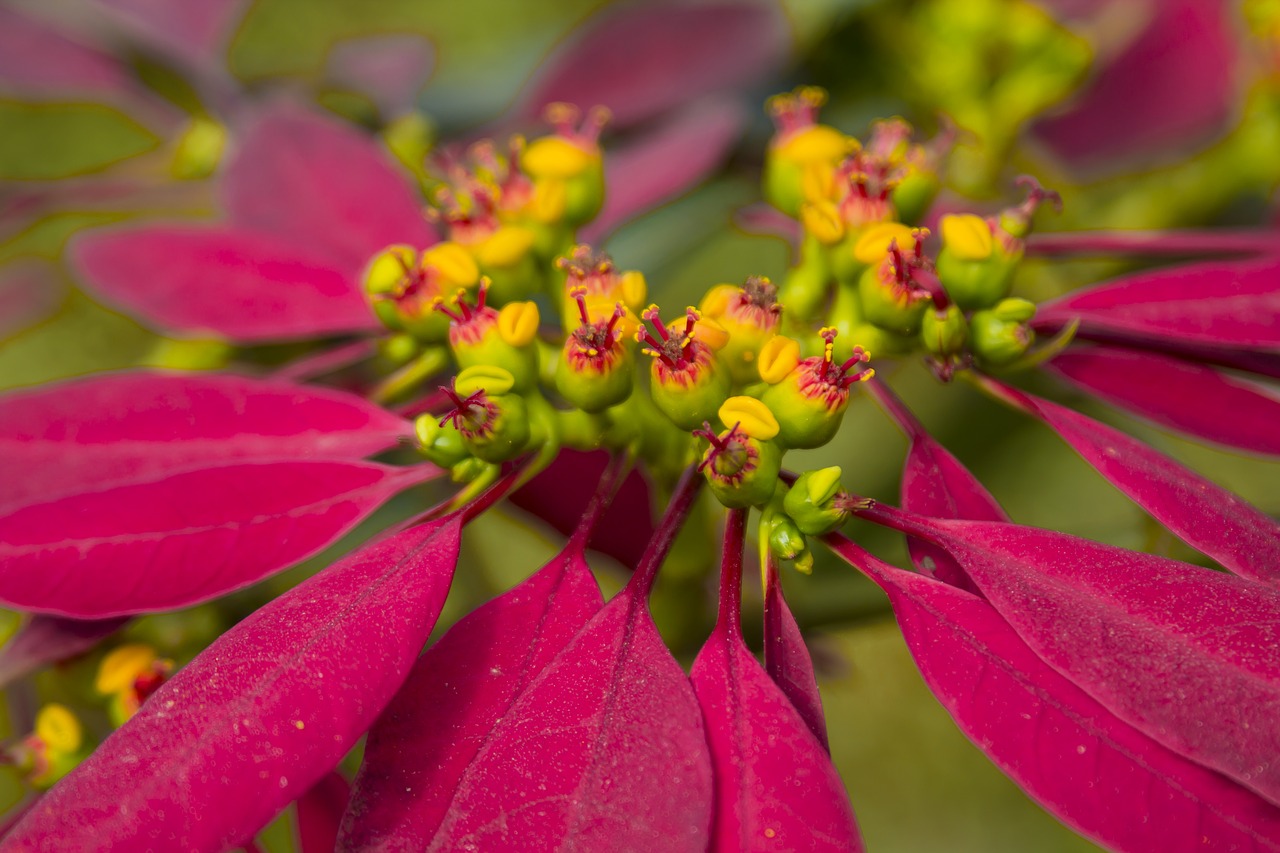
[0,101,159,180]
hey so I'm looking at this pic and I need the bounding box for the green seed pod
[761,329,872,449]
[920,304,969,357]
[638,308,732,431]
[414,415,470,468]
[784,466,850,535]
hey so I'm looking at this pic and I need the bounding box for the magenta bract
[0,371,412,508]
[0,460,438,617]
[341,542,603,848]
[1047,346,1280,456]
[763,561,829,751]
[857,504,1280,807]
[829,535,1280,852]
[983,376,1280,584]
[0,614,129,688]
[2,516,463,851]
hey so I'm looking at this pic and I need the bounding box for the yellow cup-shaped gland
[936,214,1018,311]
[170,116,227,180]
[758,335,801,385]
[96,644,158,696]
[718,396,780,440]
[522,136,605,227]
[35,704,83,755]
[800,199,845,246]
[366,243,476,342]
[448,299,540,394]
[698,398,783,508]
[470,226,539,304]
[765,126,857,218]
[760,330,872,449]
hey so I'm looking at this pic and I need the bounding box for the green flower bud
[935,214,1018,310]
[383,111,434,177]
[440,283,541,393]
[170,116,227,180]
[784,466,850,535]
[439,371,531,464]
[695,418,782,509]
[761,328,873,449]
[768,514,807,561]
[763,87,854,218]
[891,171,939,226]
[637,307,731,430]
[365,242,479,343]
[855,228,933,335]
[556,288,634,413]
[414,414,470,468]
[699,277,784,384]
[521,103,609,227]
[993,297,1036,323]
[970,308,1035,366]
[920,304,969,357]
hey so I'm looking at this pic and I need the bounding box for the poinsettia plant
[3,2,1280,852]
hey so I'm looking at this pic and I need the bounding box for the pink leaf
[222,103,434,271]
[517,1,787,128]
[341,541,603,848]
[866,378,1007,595]
[92,0,247,63]
[425,472,712,850]
[0,259,66,338]
[582,99,746,241]
[1046,345,1280,456]
[510,449,655,567]
[763,560,829,751]
[980,375,1280,584]
[853,503,1280,807]
[1035,257,1280,349]
[828,534,1280,853]
[3,516,463,850]
[73,225,380,342]
[1045,327,1280,381]
[296,772,351,853]
[0,614,129,687]
[0,371,412,508]
[692,510,862,851]
[0,7,133,99]
[325,34,435,119]
[1033,0,1235,173]
[0,460,438,617]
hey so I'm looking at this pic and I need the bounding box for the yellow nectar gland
[35,704,82,754]
[719,396,780,440]
[95,644,159,695]
[758,335,801,384]
[940,214,994,261]
[497,301,540,347]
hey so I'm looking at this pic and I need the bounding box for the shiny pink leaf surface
[510,449,654,566]
[1034,0,1234,173]
[828,535,1280,853]
[517,1,786,128]
[341,542,603,848]
[1036,257,1280,349]
[0,614,129,687]
[3,516,463,851]
[984,376,1280,584]
[0,371,411,508]
[583,99,746,241]
[763,562,829,751]
[73,225,379,342]
[222,104,434,271]
[1046,346,1280,456]
[0,460,436,617]
[856,504,1280,807]
[692,510,861,851]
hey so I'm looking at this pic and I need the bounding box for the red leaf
[828,535,1280,853]
[980,375,1280,584]
[0,614,129,687]
[296,772,351,853]
[0,371,411,508]
[509,449,655,566]
[0,7,133,99]
[582,99,746,241]
[222,103,435,272]
[5,517,462,850]
[341,541,603,848]
[325,34,435,119]
[425,472,712,850]
[692,510,862,851]
[0,259,65,338]
[73,224,379,342]
[92,0,247,62]
[517,1,786,128]
[763,560,829,751]
[854,503,1280,807]
[1046,345,1280,456]
[1036,257,1280,349]
[0,460,438,617]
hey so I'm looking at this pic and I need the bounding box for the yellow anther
[456,365,516,397]
[692,316,729,351]
[95,644,158,696]
[940,214,993,261]
[423,241,480,287]
[619,271,647,310]
[475,226,536,269]
[35,704,82,754]
[758,335,801,384]
[699,284,738,318]
[497,301,540,347]
[853,222,916,264]
[800,200,844,245]
[719,397,780,441]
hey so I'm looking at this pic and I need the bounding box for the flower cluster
[1,7,1280,849]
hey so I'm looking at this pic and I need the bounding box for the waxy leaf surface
[1047,346,1280,456]
[3,516,463,851]
[828,535,1280,853]
[518,0,785,128]
[763,562,828,751]
[0,460,436,617]
[74,225,379,342]
[861,505,1280,806]
[222,103,434,271]
[693,511,861,851]
[1036,257,1280,349]
[424,586,713,850]
[0,614,129,688]
[0,371,411,508]
[342,543,603,848]
[584,99,745,241]
[986,377,1280,584]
